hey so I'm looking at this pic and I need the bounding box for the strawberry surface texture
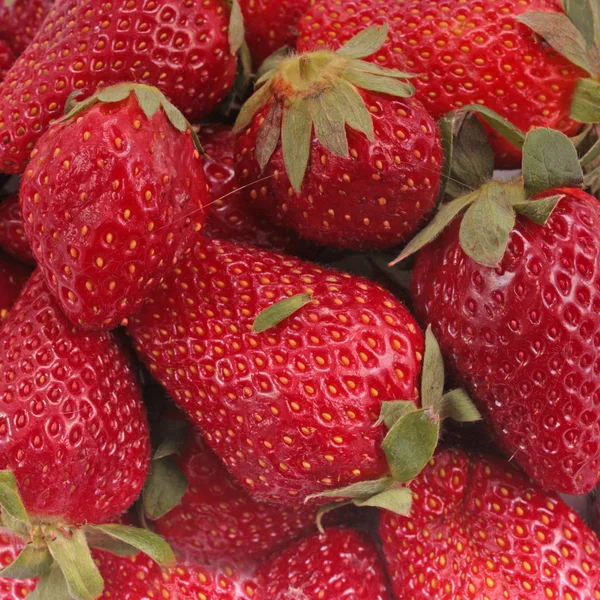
[0,193,34,264]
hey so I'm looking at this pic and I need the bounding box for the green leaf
[306,477,392,502]
[522,128,583,195]
[84,529,140,557]
[315,500,353,533]
[233,84,273,134]
[143,457,188,520]
[561,0,598,47]
[376,400,418,428]
[336,24,389,59]
[437,112,460,201]
[281,99,312,193]
[343,68,415,98]
[86,525,175,568]
[64,90,84,114]
[0,471,30,527]
[253,293,313,333]
[0,545,53,579]
[461,104,526,151]
[160,98,187,133]
[354,486,413,515]
[421,326,445,414]
[459,183,517,267]
[190,125,204,155]
[256,47,291,82]
[439,389,481,422]
[581,136,600,167]
[389,191,479,265]
[570,123,593,147]
[570,77,600,123]
[513,195,564,226]
[97,83,134,104]
[46,528,103,600]
[382,409,440,483]
[517,11,595,76]
[27,563,71,600]
[335,81,374,141]
[348,59,417,79]
[311,91,349,157]
[134,86,162,121]
[153,420,188,460]
[54,95,98,124]
[228,0,245,54]
[255,100,283,170]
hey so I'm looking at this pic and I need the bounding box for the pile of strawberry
[1,0,600,598]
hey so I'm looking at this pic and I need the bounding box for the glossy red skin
[21,94,207,329]
[0,251,31,319]
[380,449,600,600]
[0,40,14,81]
[0,270,150,523]
[255,527,391,600]
[129,238,424,504]
[235,93,442,250]
[0,194,34,264]
[239,0,309,68]
[411,188,600,495]
[0,0,53,56]
[0,532,36,599]
[0,0,236,174]
[297,0,584,167]
[200,124,303,254]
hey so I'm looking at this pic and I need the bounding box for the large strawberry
[0,250,31,318]
[0,0,239,174]
[0,0,53,56]
[380,448,600,599]
[297,0,599,166]
[0,194,33,264]
[20,83,207,330]
[0,270,174,598]
[0,40,14,81]
[234,25,443,250]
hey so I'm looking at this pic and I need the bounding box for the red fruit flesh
[20,93,207,329]
[0,0,236,174]
[129,238,424,504]
[0,0,53,56]
[0,194,34,264]
[236,94,443,250]
[0,270,150,523]
[380,449,600,599]
[0,532,36,599]
[0,40,14,81]
[411,188,600,494]
[0,251,31,319]
[255,527,391,599]
[297,0,584,167]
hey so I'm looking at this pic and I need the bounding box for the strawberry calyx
[0,471,175,600]
[233,23,417,192]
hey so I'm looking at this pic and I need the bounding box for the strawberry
[0,39,14,81]
[200,123,305,254]
[0,194,34,264]
[0,0,53,56]
[20,83,207,330]
[297,0,589,167]
[0,270,174,598]
[0,0,239,174]
[0,532,36,599]
[254,527,391,599]
[233,25,443,250]
[0,250,31,318]
[380,448,600,599]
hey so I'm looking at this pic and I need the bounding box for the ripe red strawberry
[129,237,425,504]
[200,124,304,254]
[297,0,585,166]
[0,250,31,319]
[0,39,14,81]
[0,0,53,56]
[0,532,36,599]
[0,0,238,174]
[254,527,391,599]
[20,83,207,329]
[0,194,34,264]
[234,25,443,250]
[380,448,600,599]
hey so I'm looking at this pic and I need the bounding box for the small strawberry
[199,124,305,254]
[380,448,600,599]
[0,0,53,56]
[0,250,31,318]
[255,527,391,599]
[0,194,34,264]
[0,270,174,598]
[0,39,14,81]
[0,0,239,174]
[0,532,36,599]
[20,83,207,330]
[234,25,443,250]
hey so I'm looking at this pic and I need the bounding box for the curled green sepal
[143,456,188,521]
[459,104,526,151]
[571,78,600,123]
[0,544,53,579]
[0,471,30,528]
[315,500,353,534]
[513,195,565,226]
[353,486,412,514]
[253,293,313,333]
[26,562,71,600]
[375,400,417,428]
[439,389,482,422]
[228,0,245,54]
[305,477,393,503]
[335,23,389,59]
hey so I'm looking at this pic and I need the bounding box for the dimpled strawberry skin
[0,0,53,56]
[0,194,34,264]
[20,94,207,330]
[297,0,584,166]
[0,532,36,599]
[0,251,31,319]
[0,270,150,524]
[380,449,600,600]
[129,238,424,504]
[411,188,600,495]
[235,93,442,250]
[255,527,391,600]
[0,0,236,174]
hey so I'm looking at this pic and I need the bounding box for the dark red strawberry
[0,39,14,81]
[234,25,442,250]
[297,0,586,167]
[199,124,304,254]
[0,0,238,174]
[20,83,207,329]
[0,250,31,319]
[0,532,36,599]
[0,0,53,56]
[255,527,391,599]
[380,448,600,599]
[0,194,33,264]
